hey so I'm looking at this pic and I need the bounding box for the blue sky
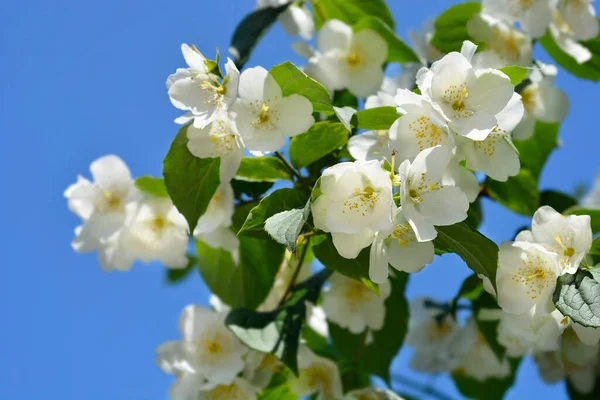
[1,0,598,398]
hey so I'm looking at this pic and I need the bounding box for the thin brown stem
[352,329,369,363]
[277,238,311,307]
[275,151,302,181]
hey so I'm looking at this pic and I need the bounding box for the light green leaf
[433,223,499,291]
[311,0,395,29]
[553,267,600,328]
[353,17,420,64]
[163,125,221,233]
[135,176,169,198]
[565,207,600,234]
[230,5,289,69]
[289,121,349,169]
[239,188,309,234]
[235,156,292,182]
[264,202,311,252]
[499,66,529,86]
[270,62,333,115]
[329,272,409,382]
[539,21,600,82]
[352,106,399,130]
[430,2,481,54]
[589,237,600,256]
[334,106,357,132]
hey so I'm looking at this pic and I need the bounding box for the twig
[275,151,302,181]
[277,237,311,307]
[352,329,369,363]
[391,373,458,400]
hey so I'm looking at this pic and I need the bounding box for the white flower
[312,160,394,258]
[167,44,239,129]
[322,273,391,333]
[496,241,561,315]
[456,318,511,382]
[243,352,282,390]
[197,378,258,400]
[481,0,554,38]
[196,226,241,265]
[442,150,480,203]
[559,0,599,41]
[288,347,343,400]
[406,297,471,373]
[231,66,314,156]
[408,18,443,65]
[194,183,235,235]
[345,387,407,400]
[398,146,470,241]
[496,308,565,357]
[572,321,600,346]
[158,305,248,387]
[313,20,388,97]
[467,13,533,69]
[460,92,523,181]
[64,155,141,269]
[256,0,314,40]
[369,208,435,283]
[417,41,516,140]
[187,114,244,182]
[512,65,570,140]
[389,89,453,163]
[549,8,595,64]
[582,171,600,208]
[380,64,422,94]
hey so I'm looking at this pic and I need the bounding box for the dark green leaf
[539,21,600,82]
[311,0,395,30]
[231,179,274,201]
[312,234,377,292]
[498,66,528,86]
[334,106,357,132]
[163,125,221,233]
[486,169,540,216]
[539,190,578,213]
[455,274,485,302]
[351,106,399,130]
[230,5,289,69]
[465,197,483,229]
[165,256,197,284]
[452,358,521,400]
[289,122,349,169]
[239,188,309,234]
[264,201,311,252]
[565,207,600,234]
[236,156,293,182]
[135,176,169,198]
[434,223,499,291]
[514,121,560,179]
[329,272,409,382]
[472,292,506,361]
[333,89,359,109]
[553,268,600,328]
[430,2,482,54]
[590,237,600,256]
[353,17,420,64]
[270,62,334,115]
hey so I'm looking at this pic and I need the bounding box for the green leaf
[452,358,521,400]
[333,106,357,132]
[565,207,600,234]
[498,66,529,86]
[231,179,274,201]
[264,202,311,252]
[258,372,297,400]
[351,106,399,130]
[163,125,221,233]
[230,4,289,69]
[135,176,169,198]
[589,237,600,256]
[514,121,560,179]
[270,62,334,115]
[165,256,197,284]
[312,234,378,293]
[539,190,578,213]
[465,197,483,229]
[472,292,506,361]
[553,268,600,328]
[197,232,285,309]
[329,272,409,382]
[235,156,293,182]
[455,274,485,302]
[539,21,600,82]
[289,122,349,169]
[433,223,499,291]
[311,0,395,30]
[430,2,481,54]
[239,188,309,234]
[353,17,420,64]
[226,269,332,374]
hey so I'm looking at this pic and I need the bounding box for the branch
[275,151,302,181]
[391,373,458,400]
[277,237,311,307]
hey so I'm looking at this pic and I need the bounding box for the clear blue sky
[1,0,598,398]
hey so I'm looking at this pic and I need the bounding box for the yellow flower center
[343,186,381,216]
[103,191,122,210]
[347,51,361,67]
[151,216,167,232]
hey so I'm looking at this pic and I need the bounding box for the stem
[391,374,457,400]
[352,329,369,363]
[275,151,302,181]
[310,0,327,23]
[277,238,311,307]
